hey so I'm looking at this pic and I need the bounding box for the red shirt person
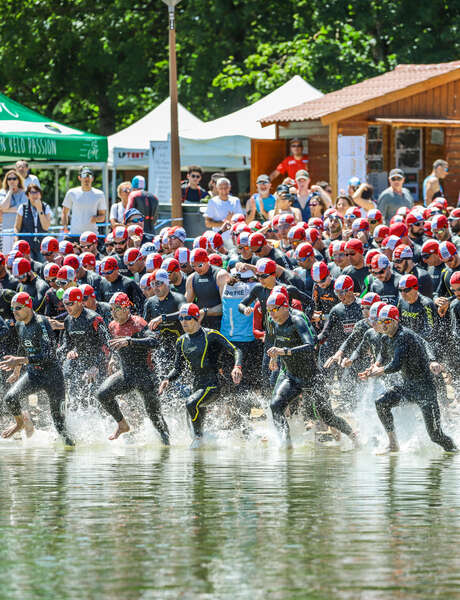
[270,138,309,181]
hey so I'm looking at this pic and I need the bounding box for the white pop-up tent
[178,76,323,170]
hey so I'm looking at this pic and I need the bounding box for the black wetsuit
[318,300,362,357]
[99,274,144,314]
[312,279,339,319]
[191,265,222,329]
[3,314,73,443]
[171,275,186,296]
[96,315,169,444]
[397,294,439,348]
[17,275,49,313]
[269,309,353,442]
[402,265,434,299]
[435,264,460,298]
[143,290,186,375]
[44,288,65,317]
[369,273,400,305]
[166,328,243,438]
[375,325,456,451]
[251,247,293,270]
[349,327,381,366]
[426,263,445,293]
[95,301,112,326]
[341,264,370,295]
[293,266,314,294]
[449,298,460,342]
[78,270,102,300]
[0,271,18,291]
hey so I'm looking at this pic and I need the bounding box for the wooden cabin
[256,60,460,203]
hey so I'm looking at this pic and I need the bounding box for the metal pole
[102,164,109,233]
[168,5,183,225]
[54,167,59,212]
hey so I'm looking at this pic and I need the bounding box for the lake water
[1,414,460,600]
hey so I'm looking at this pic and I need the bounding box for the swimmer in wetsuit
[159,303,243,448]
[0,292,74,445]
[96,292,170,444]
[266,291,358,448]
[360,304,456,454]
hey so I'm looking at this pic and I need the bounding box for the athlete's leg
[416,385,457,452]
[375,386,404,451]
[270,375,302,445]
[42,367,74,445]
[137,376,170,445]
[2,371,35,438]
[96,372,131,439]
[186,386,219,438]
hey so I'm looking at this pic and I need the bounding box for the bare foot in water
[23,412,34,438]
[2,416,25,438]
[109,419,130,440]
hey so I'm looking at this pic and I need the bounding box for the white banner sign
[113,147,149,166]
[148,141,171,203]
[338,135,366,194]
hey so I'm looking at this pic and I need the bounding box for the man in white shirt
[204,177,244,243]
[61,167,106,237]
[15,160,40,189]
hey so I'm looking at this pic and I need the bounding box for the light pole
[162,0,183,225]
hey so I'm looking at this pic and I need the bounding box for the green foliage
[0,0,459,136]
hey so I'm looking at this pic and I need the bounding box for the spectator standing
[126,175,158,235]
[14,185,52,261]
[377,169,413,223]
[15,160,40,189]
[0,170,28,254]
[246,174,276,222]
[204,177,244,243]
[291,170,331,222]
[181,166,207,203]
[110,181,131,228]
[270,138,309,181]
[423,159,449,207]
[61,167,106,239]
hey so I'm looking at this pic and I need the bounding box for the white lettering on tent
[0,102,19,118]
[0,137,6,152]
[27,137,57,156]
[7,137,26,153]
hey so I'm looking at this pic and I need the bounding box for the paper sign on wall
[148,141,171,203]
[338,135,366,194]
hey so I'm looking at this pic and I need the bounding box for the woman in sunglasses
[159,303,243,448]
[110,181,132,229]
[0,170,28,254]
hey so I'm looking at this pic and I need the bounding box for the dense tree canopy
[1,0,459,135]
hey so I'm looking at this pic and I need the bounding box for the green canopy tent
[0,93,109,217]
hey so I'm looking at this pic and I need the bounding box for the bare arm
[352,184,375,212]
[61,206,70,228]
[185,273,195,303]
[0,190,16,214]
[91,209,106,224]
[269,169,281,181]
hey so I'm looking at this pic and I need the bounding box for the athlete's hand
[231,366,243,384]
[6,370,20,384]
[109,337,129,351]
[437,301,449,317]
[159,379,169,394]
[149,317,161,331]
[84,366,99,383]
[0,356,22,371]
[429,361,442,375]
[67,350,78,360]
[435,297,448,308]
[340,357,352,368]
[269,357,278,371]
[48,318,64,330]
[367,364,384,378]
[358,367,372,380]
[243,306,254,317]
[311,310,322,323]
[267,347,283,358]
[324,352,341,369]
[108,359,118,375]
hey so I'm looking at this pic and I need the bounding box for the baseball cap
[80,231,97,245]
[360,292,382,307]
[311,261,329,282]
[105,232,114,245]
[389,168,404,179]
[100,256,119,274]
[256,174,270,184]
[190,248,209,264]
[63,254,81,271]
[231,213,246,224]
[276,184,291,195]
[80,252,96,269]
[109,292,132,307]
[379,304,400,321]
[79,284,96,299]
[43,263,60,279]
[63,287,83,303]
[255,258,276,275]
[41,236,59,254]
[79,167,93,177]
[12,258,31,278]
[396,206,411,217]
[334,275,354,292]
[272,285,289,298]
[348,176,361,187]
[398,274,418,290]
[393,244,413,261]
[438,241,458,260]
[12,291,33,309]
[13,240,30,255]
[390,214,405,226]
[267,291,289,309]
[295,169,309,180]
[168,226,186,242]
[179,303,200,319]
[131,175,145,190]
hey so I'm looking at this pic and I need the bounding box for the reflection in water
[1,446,460,599]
